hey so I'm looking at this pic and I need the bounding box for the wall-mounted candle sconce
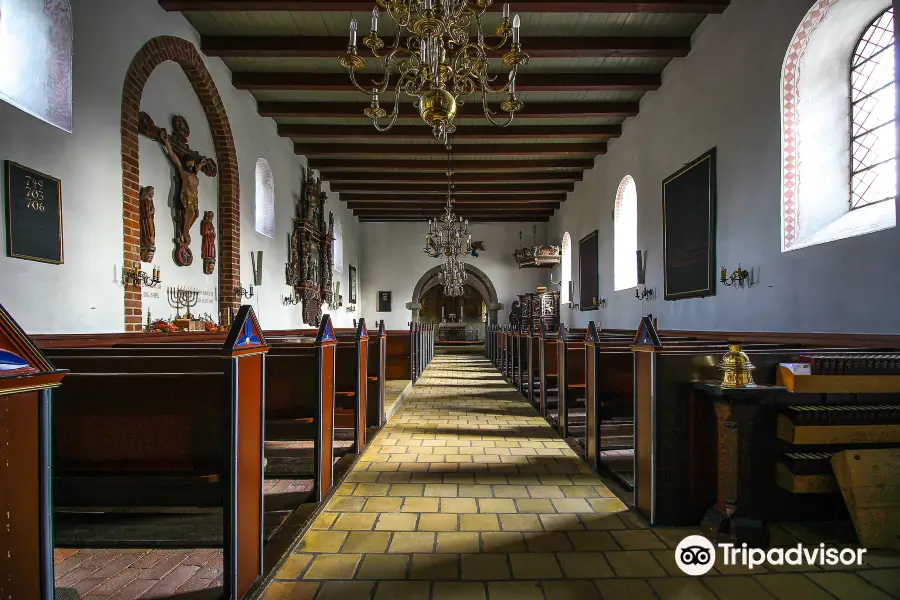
[124,262,161,288]
[346,304,356,312]
[594,296,608,309]
[721,264,751,288]
[251,251,264,286]
[236,284,254,299]
[282,289,301,305]
[635,250,653,301]
[567,281,578,310]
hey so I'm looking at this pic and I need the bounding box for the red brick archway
[121,36,239,331]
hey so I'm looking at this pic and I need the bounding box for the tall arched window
[560,232,572,304]
[254,158,275,238]
[333,217,344,274]
[614,175,638,291]
[780,0,895,251]
[851,8,896,210]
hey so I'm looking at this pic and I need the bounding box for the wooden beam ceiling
[328,183,574,194]
[165,0,720,221]
[233,72,661,92]
[339,193,567,203]
[296,143,606,157]
[327,172,582,183]
[278,124,620,141]
[202,35,690,59]
[259,101,639,119]
[160,1,729,14]
[310,159,594,172]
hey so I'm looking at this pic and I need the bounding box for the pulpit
[0,304,66,599]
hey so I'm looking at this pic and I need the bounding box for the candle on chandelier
[349,18,358,46]
[512,14,521,44]
[424,0,433,10]
[371,7,379,33]
[503,3,510,18]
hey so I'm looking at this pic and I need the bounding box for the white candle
[424,0,433,9]
[512,14,520,44]
[371,7,379,33]
[503,3,510,18]
[349,18,358,46]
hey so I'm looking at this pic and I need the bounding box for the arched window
[614,175,638,291]
[560,232,572,304]
[254,158,275,238]
[780,1,895,251]
[333,217,344,274]
[851,8,896,210]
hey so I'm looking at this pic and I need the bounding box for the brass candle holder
[124,262,161,288]
[718,344,756,388]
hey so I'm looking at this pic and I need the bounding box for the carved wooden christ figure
[138,112,217,267]
[139,186,156,263]
[201,211,216,275]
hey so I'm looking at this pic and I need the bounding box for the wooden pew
[385,326,413,381]
[538,324,558,419]
[367,320,387,428]
[44,306,269,600]
[0,303,66,600]
[334,320,369,450]
[555,324,588,439]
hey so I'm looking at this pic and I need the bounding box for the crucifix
[139,112,217,267]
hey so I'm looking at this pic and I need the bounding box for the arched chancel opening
[121,36,240,331]
[409,263,502,327]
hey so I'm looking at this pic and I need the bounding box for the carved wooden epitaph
[138,113,217,267]
[286,169,334,326]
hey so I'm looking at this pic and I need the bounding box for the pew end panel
[0,303,66,600]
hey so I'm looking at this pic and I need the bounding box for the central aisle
[260,354,891,600]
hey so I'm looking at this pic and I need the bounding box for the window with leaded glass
[851,8,896,210]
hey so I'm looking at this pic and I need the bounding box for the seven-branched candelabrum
[340,0,529,145]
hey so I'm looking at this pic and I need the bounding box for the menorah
[168,286,200,319]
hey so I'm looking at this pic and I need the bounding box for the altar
[436,322,482,342]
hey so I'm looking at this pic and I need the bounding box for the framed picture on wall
[662,148,717,300]
[4,161,64,264]
[377,290,391,312]
[578,230,599,310]
[349,265,357,304]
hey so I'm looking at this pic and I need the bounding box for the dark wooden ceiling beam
[311,158,593,172]
[279,124,619,141]
[340,193,566,203]
[297,143,605,157]
[202,35,690,59]
[329,182,573,194]
[327,172,581,183]
[358,216,550,222]
[347,202,560,210]
[161,1,729,14]
[234,72,660,92]
[260,101,638,119]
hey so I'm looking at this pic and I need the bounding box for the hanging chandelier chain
[422,141,470,296]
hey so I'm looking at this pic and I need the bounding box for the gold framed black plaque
[349,265,358,304]
[4,161,64,264]
[377,291,391,312]
[662,148,716,300]
[579,230,599,310]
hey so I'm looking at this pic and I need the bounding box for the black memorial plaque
[377,290,391,312]
[662,148,716,300]
[4,161,63,264]
[579,230,599,310]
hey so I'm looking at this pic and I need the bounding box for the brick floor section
[257,354,900,600]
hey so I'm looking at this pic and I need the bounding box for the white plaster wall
[0,0,360,333]
[549,0,900,334]
[359,222,550,329]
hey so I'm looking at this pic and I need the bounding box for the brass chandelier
[423,148,471,296]
[340,0,529,145]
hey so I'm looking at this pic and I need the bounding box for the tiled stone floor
[261,354,900,600]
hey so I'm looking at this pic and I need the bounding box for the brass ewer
[718,344,756,388]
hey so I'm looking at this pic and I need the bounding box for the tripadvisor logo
[675,535,867,576]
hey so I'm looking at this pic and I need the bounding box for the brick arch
[121,35,239,331]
